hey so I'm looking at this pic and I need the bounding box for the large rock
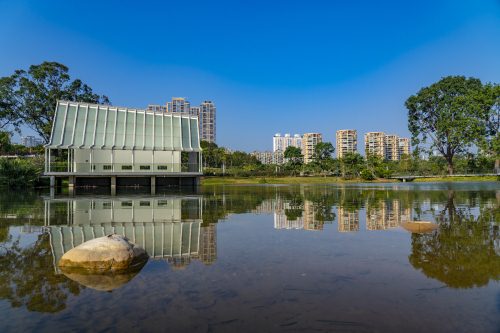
[58,234,148,273]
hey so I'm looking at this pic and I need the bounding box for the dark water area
[0,182,499,332]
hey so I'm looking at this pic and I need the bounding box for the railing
[47,162,201,173]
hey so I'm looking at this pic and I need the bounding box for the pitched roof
[47,101,200,151]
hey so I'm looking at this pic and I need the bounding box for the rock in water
[58,234,148,272]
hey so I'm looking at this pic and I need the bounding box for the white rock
[58,234,148,272]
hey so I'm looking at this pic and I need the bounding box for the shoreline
[201,175,498,185]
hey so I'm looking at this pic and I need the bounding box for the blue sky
[1,0,499,151]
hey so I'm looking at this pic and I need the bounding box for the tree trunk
[495,158,500,174]
[446,156,454,175]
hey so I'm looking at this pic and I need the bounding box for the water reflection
[44,196,217,271]
[0,183,498,326]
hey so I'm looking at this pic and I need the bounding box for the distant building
[147,104,167,113]
[198,101,216,143]
[167,97,190,113]
[398,137,410,157]
[364,132,385,158]
[365,132,410,160]
[336,129,357,158]
[251,150,284,165]
[302,133,322,164]
[273,133,302,152]
[384,134,399,161]
[21,136,43,147]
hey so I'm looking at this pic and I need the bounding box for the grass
[413,175,498,182]
[201,175,498,185]
[201,176,389,185]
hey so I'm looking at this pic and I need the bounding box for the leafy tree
[0,62,110,143]
[0,77,23,133]
[284,146,303,164]
[476,83,500,169]
[0,131,12,154]
[405,76,490,174]
[339,152,364,179]
[313,142,334,161]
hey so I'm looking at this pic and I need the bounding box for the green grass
[201,175,498,185]
[201,176,390,185]
[413,175,498,182]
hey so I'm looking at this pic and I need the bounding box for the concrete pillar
[151,176,156,195]
[111,176,116,196]
[68,176,75,188]
[50,176,55,188]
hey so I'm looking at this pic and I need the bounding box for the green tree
[405,76,490,174]
[0,77,23,133]
[313,142,335,161]
[476,83,500,170]
[0,62,110,143]
[284,146,303,164]
[0,132,12,154]
[339,152,364,179]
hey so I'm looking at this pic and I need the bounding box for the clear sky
[1,0,499,151]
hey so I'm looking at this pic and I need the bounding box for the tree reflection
[409,191,500,288]
[0,233,83,313]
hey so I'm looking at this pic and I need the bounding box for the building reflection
[43,196,217,272]
[337,207,359,232]
[254,195,414,233]
[366,199,412,231]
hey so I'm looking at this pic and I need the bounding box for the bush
[0,158,43,188]
[360,168,375,180]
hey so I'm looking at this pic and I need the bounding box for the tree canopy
[405,76,497,174]
[0,62,110,143]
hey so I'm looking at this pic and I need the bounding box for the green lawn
[201,175,498,185]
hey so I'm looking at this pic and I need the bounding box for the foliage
[339,152,364,179]
[405,76,494,174]
[0,234,83,313]
[313,142,334,161]
[0,158,43,188]
[0,61,110,143]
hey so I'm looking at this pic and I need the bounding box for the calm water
[0,182,499,332]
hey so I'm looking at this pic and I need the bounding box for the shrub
[0,158,43,188]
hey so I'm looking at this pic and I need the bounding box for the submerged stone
[58,234,148,272]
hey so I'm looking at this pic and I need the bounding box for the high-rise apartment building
[336,129,357,158]
[302,133,322,164]
[198,101,216,143]
[273,133,302,152]
[166,97,190,113]
[364,132,410,160]
[384,134,400,161]
[398,137,410,157]
[251,151,284,165]
[364,132,385,158]
[21,136,43,147]
[147,104,167,113]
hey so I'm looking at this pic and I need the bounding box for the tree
[476,83,500,170]
[284,146,303,164]
[339,152,364,179]
[405,76,489,174]
[0,131,12,154]
[0,77,23,133]
[0,62,110,143]
[313,142,334,161]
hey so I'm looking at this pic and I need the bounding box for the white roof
[47,101,200,151]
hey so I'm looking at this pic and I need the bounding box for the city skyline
[1,1,499,150]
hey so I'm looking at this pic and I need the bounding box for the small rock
[58,234,148,273]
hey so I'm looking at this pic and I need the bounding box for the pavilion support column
[111,176,116,196]
[50,176,55,188]
[68,176,75,188]
[151,176,156,195]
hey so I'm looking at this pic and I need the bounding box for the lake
[0,182,498,332]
